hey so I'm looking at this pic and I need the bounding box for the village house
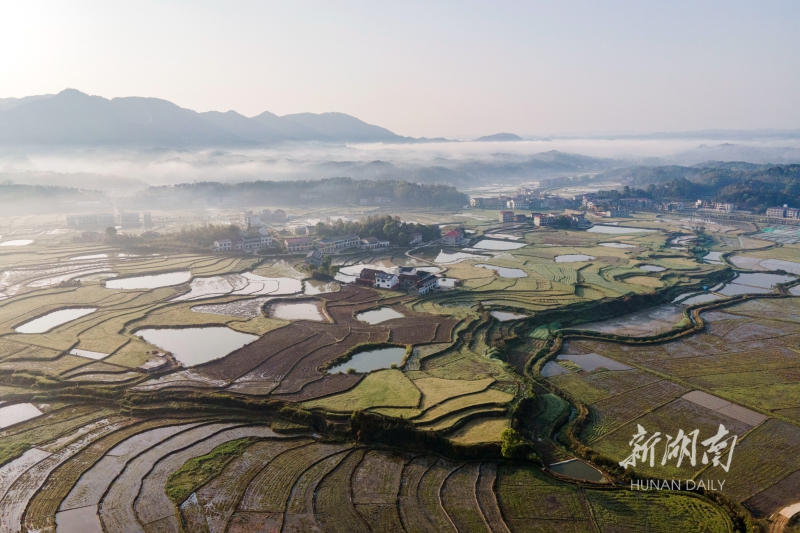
[213,239,233,251]
[284,236,313,253]
[409,232,423,245]
[272,209,287,221]
[499,210,515,223]
[374,271,400,290]
[514,214,528,223]
[241,235,272,250]
[408,272,439,296]
[356,268,381,287]
[359,236,390,250]
[317,234,360,253]
[442,229,465,246]
[532,213,557,227]
[305,249,323,267]
[239,210,261,226]
[398,267,439,295]
[66,213,116,228]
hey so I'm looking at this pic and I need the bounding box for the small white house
[374,272,399,290]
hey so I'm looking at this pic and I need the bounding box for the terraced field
[0,215,771,531]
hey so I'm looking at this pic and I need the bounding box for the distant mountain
[0,89,428,147]
[0,94,54,112]
[473,132,524,142]
[0,89,244,147]
[250,111,331,141]
[281,112,405,143]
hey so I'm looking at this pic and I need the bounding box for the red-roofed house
[442,229,465,246]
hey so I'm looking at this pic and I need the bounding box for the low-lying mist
[1,136,799,193]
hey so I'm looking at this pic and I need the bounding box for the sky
[1,1,799,138]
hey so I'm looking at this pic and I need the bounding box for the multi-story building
[241,235,272,250]
[66,213,116,228]
[272,209,287,222]
[284,236,313,253]
[398,267,439,295]
[317,234,360,253]
[507,198,530,210]
[767,205,799,218]
[469,197,506,209]
[499,210,515,223]
[374,272,399,290]
[356,268,381,287]
[359,236,390,250]
[240,210,261,226]
[514,214,528,223]
[442,229,465,246]
[118,212,140,228]
[213,239,233,251]
[532,213,557,227]
[143,212,153,227]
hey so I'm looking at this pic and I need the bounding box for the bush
[500,428,540,463]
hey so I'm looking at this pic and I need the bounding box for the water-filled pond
[267,301,326,321]
[474,264,527,278]
[106,271,191,289]
[555,254,595,263]
[327,346,407,373]
[136,327,258,367]
[304,279,340,295]
[356,307,404,324]
[587,226,654,234]
[639,265,666,272]
[733,272,795,288]
[0,403,43,428]
[0,240,33,246]
[433,251,486,264]
[575,304,684,337]
[598,242,635,248]
[15,308,98,334]
[681,293,723,306]
[549,459,606,482]
[472,239,527,250]
[703,252,724,264]
[490,310,528,321]
[541,361,568,377]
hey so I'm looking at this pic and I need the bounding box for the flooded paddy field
[0,211,765,531]
[573,304,686,337]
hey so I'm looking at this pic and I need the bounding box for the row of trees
[597,164,800,212]
[314,215,441,246]
[134,177,468,209]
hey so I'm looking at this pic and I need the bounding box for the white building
[374,272,399,290]
[442,229,465,246]
[767,205,799,218]
[214,239,233,251]
[284,237,313,253]
[240,210,261,226]
[359,236,390,250]
[317,234,360,253]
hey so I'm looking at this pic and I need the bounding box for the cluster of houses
[239,209,287,226]
[496,210,592,228]
[470,188,577,211]
[355,266,441,295]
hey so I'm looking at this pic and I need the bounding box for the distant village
[470,186,800,220]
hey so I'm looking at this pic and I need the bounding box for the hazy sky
[2,1,799,138]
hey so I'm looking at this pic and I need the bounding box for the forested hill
[597,164,800,212]
[132,178,469,208]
